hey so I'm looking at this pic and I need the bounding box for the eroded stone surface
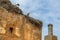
[0,0,42,40]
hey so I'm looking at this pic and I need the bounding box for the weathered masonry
[0,0,43,40]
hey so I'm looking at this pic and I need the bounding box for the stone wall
[0,7,42,40]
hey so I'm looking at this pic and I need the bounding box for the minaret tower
[44,24,57,40]
[48,24,53,35]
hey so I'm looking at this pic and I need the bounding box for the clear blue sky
[10,0,60,40]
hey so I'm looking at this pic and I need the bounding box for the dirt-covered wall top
[0,0,23,14]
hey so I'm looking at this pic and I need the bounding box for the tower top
[48,24,53,27]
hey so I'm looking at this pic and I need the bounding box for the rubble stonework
[0,0,23,14]
[0,0,42,40]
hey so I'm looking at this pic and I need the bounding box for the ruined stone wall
[0,7,42,40]
[24,22,42,40]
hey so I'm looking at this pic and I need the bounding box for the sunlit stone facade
[0,0,42,40]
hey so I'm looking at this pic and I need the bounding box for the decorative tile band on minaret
[48,24,53,35]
